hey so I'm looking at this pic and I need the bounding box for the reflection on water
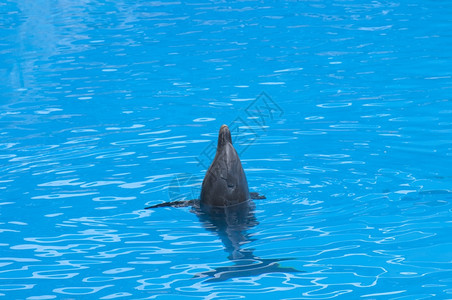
[192,201,301,282]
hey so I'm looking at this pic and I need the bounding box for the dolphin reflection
[192,201,300,282]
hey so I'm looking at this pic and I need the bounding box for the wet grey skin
[200,124,250,208]
[145,124,264,210]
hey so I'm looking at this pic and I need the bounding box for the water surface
[1,0,452,299]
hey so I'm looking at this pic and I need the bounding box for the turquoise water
[1,0,452,299]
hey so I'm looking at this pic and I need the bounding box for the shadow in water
[191,200,301,282]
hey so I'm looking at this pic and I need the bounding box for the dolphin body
[200,124,250,208]
[146,124,264,210]
[145,125,300,281]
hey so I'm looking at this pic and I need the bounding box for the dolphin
[200,124,250,207]
[145,125,300,281]
[145,124,264,210]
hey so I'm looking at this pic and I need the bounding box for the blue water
[1,0,452,299]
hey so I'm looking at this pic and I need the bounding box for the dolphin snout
[218,124,232,147]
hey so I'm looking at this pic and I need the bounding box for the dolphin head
[201,124,249,208]
[217,124,232,149]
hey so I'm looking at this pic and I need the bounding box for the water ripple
[53,285,113,295]
[2,0,451,298]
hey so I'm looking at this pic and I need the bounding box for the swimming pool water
[1,0,452,299]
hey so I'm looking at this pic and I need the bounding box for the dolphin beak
[218,124,232,146]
